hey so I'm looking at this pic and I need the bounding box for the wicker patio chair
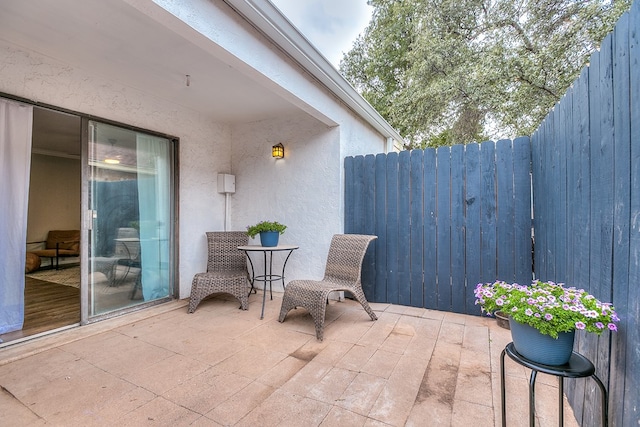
[278,234,377,341]
[188,231,250,313]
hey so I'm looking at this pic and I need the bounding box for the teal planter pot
[259,231,279,247]
[509,318,575,365]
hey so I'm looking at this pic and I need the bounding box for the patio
[0,294,578,426]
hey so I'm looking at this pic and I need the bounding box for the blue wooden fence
[345,2,639,424]
[532,2,639,425]
[345,138,533,315]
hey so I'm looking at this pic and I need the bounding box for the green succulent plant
[245,220,287,238]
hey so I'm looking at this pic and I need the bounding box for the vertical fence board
[344,156,355,234]
[397,151,412,306]
[513,137,532,285]
[451,144,466,313]
[611,12,631,425]
[362,154,377,236]
[465,143,482,313]
[574,66,592,295]
[575,41,603,426]
[624,1,640,423]
[587,40,603,299]
[353,156,365,235]
[423,149,437,309]
[544,111,556,280]
[555,99,568,283]
[533,124,543,279]
[436,146,452,311]
[385,152,399,304]
[596,35,616,427]
[374,153,387,302]
[531,130,543,279]
[362,154,377,299]
[538,116,550,280]
[564,85,576,288]
[480,142,497,283]
[572,66,592,411]
[410,150,425,307]
[562,84,581,413]
[496,139,515,282]
[585,36,615,427]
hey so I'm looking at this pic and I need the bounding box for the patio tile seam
[295,390,388,425]
[0,300,188,366]
[0,383,45,421]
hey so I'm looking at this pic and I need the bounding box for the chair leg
[188,294,202,313]
[309,300,328,341]
[278,295,297,322]
[278,287,328,341]
[350,288,378,321]
[130,275,142,300]
[188,278,202,313]
[236,292,249,310]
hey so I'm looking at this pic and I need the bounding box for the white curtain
[0,99,33,334]
[136,134,171,300]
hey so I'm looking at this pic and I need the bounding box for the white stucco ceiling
[0,0,300,124]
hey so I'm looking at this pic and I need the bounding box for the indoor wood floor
[0,277,80,344]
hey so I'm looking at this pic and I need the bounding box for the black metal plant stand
[500,342,608,427]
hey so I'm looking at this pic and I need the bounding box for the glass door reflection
[88,121,173,316]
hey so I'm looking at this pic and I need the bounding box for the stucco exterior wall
[230,113,340,287]
[230,110,384,289]
[0,40,229,299]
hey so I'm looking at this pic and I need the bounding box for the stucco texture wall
[230,110,384,290]
[230,113,341,287]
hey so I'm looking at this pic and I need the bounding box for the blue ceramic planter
[259,231,279,247]
[509,318,575,365]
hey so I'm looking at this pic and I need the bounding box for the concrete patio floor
[0,293,579,426]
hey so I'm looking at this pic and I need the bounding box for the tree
[340,0,630,148]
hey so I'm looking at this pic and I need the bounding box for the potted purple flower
[474,280,619,365]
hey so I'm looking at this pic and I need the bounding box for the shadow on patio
[0,294,578,426]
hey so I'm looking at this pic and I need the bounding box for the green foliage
[340,0,631,148]
[246,221,287,238]
[421,128,489,149]
[474,280,619,338]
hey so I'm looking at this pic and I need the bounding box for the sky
[269,0,373,68]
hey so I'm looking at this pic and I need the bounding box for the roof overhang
[0,0,403,144]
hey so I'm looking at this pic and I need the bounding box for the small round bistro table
[237,244,298,319]
[500,342,608,427]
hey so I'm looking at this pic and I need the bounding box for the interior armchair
[28,229,80,270]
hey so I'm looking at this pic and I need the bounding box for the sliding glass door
[87,121,174,316]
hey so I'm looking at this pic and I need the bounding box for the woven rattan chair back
[278,234,377,340]
[188,231,250,313]
[206,232,248,273]
[323,234,373,285]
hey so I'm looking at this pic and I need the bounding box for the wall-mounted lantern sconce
[272,143,284,159]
